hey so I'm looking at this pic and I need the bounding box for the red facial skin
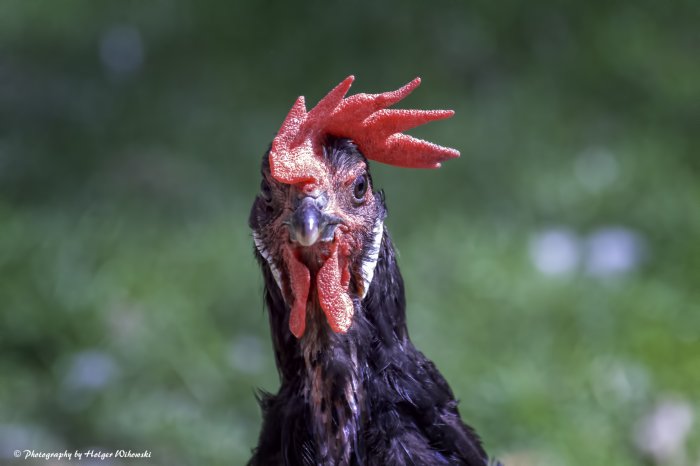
[281,180,372,338]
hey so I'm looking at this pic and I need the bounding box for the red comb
[269,76,459,186]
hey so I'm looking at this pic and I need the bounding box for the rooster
[248,76,499,465]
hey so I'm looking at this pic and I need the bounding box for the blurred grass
[1,0,699,465]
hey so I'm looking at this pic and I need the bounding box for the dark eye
[352,175,368,202]
[260,179,272,203]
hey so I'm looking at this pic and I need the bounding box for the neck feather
[257,228,408,463]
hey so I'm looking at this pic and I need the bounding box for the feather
[249,131,499,465]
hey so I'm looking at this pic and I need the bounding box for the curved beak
[288,197,341,246]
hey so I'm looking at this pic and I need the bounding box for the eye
[260,179,273,203]
[352,175,368,202]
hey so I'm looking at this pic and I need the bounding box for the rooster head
[249,76,458,339]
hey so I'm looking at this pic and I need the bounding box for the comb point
[269,76,459,185]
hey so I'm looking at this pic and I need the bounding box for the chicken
[248,76,499,465]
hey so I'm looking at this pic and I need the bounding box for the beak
[288,196,340,246]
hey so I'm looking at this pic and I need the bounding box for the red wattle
[284,248,310,338]
[317,240,353,333]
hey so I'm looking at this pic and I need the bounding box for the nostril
[316,193,328,209]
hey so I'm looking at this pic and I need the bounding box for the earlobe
[358,218,384,299]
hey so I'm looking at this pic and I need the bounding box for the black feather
[248,139,501,466]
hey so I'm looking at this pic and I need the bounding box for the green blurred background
[1,1,699,465]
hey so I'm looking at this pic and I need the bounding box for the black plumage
[248,138,500,466]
